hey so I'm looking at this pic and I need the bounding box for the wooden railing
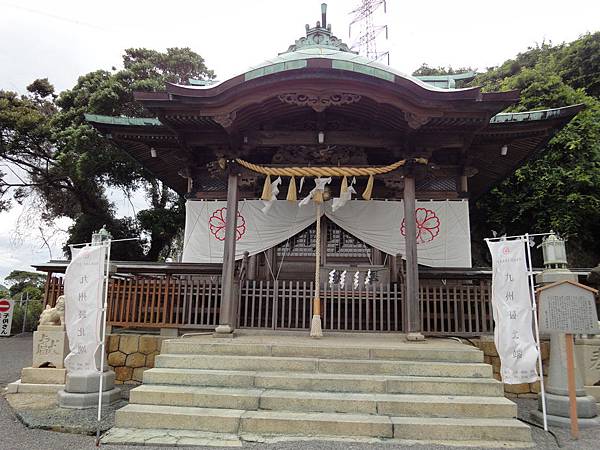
[44,275,491,335]
[420,282,493,335]
[238,281,402,332]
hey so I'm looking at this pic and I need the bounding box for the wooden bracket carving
[278,92,361,112]
[404,112,431,130]
[212,111,237,128]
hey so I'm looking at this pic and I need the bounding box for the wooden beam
[244,130,406,148]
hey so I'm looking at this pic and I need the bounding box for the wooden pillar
[372,249,383,265]
[248,254,258,281]
[319,216,327,266]
[215,169,239,335]
[403,175,422,336]
[389,254,398,283]
[43,271,53,307]
[459,174,468,193]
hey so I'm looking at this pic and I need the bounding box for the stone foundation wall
[472,337,550,398]
[106,334,170,384]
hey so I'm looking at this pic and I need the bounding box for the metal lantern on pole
[92,225,112,246]
[540,232,568,269]
[536,231,577,288]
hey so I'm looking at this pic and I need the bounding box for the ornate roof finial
[283,3,354,54]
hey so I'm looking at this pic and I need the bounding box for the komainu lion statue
[39,295,65,326]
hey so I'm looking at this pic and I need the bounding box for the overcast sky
[0,0,598,282]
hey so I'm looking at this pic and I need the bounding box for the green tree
[412,64,474,76]
[1,48,213,260]
[470,36,600,266]
[4,270,45,299]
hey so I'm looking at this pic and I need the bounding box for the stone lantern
[536,232,578,284]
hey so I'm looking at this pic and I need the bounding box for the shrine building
[37,5,581,337]
[28,6,590,444]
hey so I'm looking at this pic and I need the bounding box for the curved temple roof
[134,9,519,115]
[85,5,584,200]
[183,14,474,94]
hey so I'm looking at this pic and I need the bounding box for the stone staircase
[111,334,532,445]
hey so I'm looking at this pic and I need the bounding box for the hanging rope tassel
[310,202,323,338]
[286,176,297,201]
[340,175,348,195]
[362,174,374,200]
[260,175,272,201]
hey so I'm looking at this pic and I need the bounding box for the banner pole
[524,233,548,431]
[96,240,112,447]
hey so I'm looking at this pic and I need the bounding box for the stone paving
[2,333,599,449]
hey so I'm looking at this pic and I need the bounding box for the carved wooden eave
[278,92,362,112]
[136,74,518,133]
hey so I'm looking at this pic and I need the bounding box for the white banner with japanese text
[487,239,539,384]
[63,244,106,374]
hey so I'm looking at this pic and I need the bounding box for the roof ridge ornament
[282,3,355,54]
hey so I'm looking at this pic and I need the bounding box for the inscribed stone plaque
[539,283,600,334]
[32,325,69,368]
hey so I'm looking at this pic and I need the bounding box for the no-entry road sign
[0,299,15,336]
[0,299,11,312]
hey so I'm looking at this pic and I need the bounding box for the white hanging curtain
[324,200,471,267]
[182,199,471,267]
[182,200,319,263]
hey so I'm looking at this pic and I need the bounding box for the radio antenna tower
[349,0,389,64]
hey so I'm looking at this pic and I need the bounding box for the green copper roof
[489,106,582,124]
[185,6,468,92]
[84,114,162,126]
[85,106,581,134]
[245,47,438,87]
[414,71,477,89]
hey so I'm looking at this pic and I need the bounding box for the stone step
[155,354,492,378]
[143,368,504,396]
[116,404,392,438]
[115,404,243,433]
[115,404,531,442]
[130,384,517,418]
[392,417,532,442]
[161,341,483,363]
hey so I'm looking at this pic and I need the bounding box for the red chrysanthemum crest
[209,208,246,241]
[401,208,441,244]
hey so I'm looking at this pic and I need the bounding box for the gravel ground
[1,333,599,450]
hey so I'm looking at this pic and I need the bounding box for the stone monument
[7,296,70,393]
[531,233,600,427]
[575,334,600,404]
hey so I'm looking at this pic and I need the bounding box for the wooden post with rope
[310,203,323,337]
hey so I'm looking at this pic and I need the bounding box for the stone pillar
[576,336,600,403]
[58,349,121,409]
[215,168,239,336]
[531,333,600,427]
[403,175,423,339]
